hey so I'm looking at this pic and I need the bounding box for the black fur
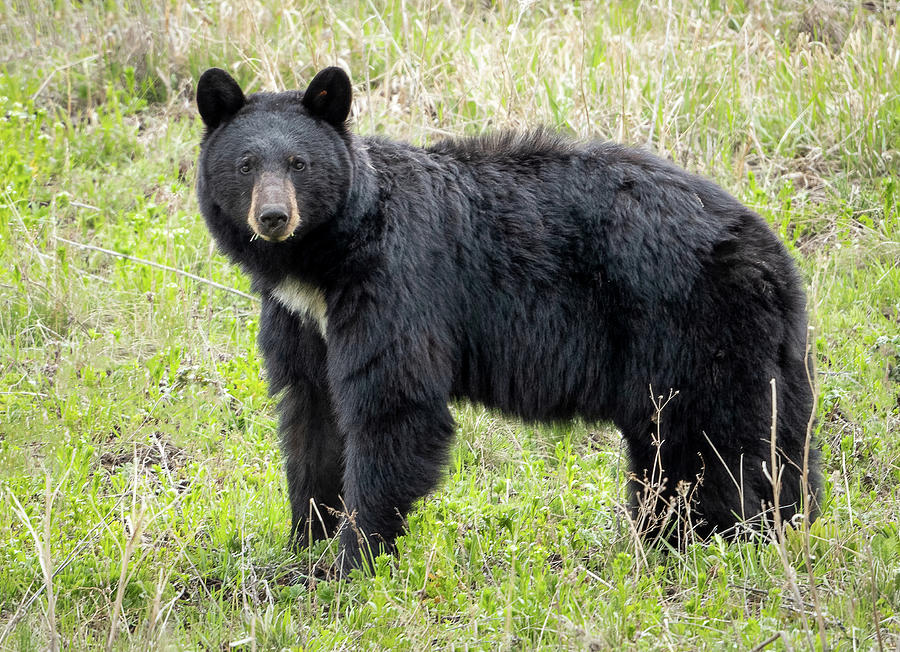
[196,68,821,572]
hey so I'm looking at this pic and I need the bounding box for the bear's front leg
[279,382,345,548]
[336,396,456,573]
[258,297,345,549]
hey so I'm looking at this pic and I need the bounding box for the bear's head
[196,67,354,245]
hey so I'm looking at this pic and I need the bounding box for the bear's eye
[290,158,306,171]
[238,156,256,174]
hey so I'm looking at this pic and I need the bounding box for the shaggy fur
[196,67,821,572]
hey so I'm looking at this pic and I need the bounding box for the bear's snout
[248,173,300,242]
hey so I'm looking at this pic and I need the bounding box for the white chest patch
[270,277,328,337]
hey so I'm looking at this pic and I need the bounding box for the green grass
[1,0,898,649]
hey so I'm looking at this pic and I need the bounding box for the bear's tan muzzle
[248,173,300,242]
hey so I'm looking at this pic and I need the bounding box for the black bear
[196,66,821,572]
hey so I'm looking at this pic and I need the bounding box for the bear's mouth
[247,174,300,242]
[250,222,296,242]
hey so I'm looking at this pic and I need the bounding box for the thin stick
[53,236,258,303]
[31,54,100,101]
[749,632,780,652]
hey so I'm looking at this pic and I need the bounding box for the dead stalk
[767,378,814,650]
[6,463,74,652]
[867,541,886,652]
[106,501,147,652]
[801,326,827,649]
[41,476,59,652]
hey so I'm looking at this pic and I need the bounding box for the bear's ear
[197,68,246,131]
[302,67,352,130]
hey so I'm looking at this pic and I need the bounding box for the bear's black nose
[259,204,289,229]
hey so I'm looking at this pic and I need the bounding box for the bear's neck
[343,134,379,222]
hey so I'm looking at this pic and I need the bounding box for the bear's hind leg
[623,371,818,544]
[691,366,820,538]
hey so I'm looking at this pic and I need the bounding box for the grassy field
[0,0,898,649]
